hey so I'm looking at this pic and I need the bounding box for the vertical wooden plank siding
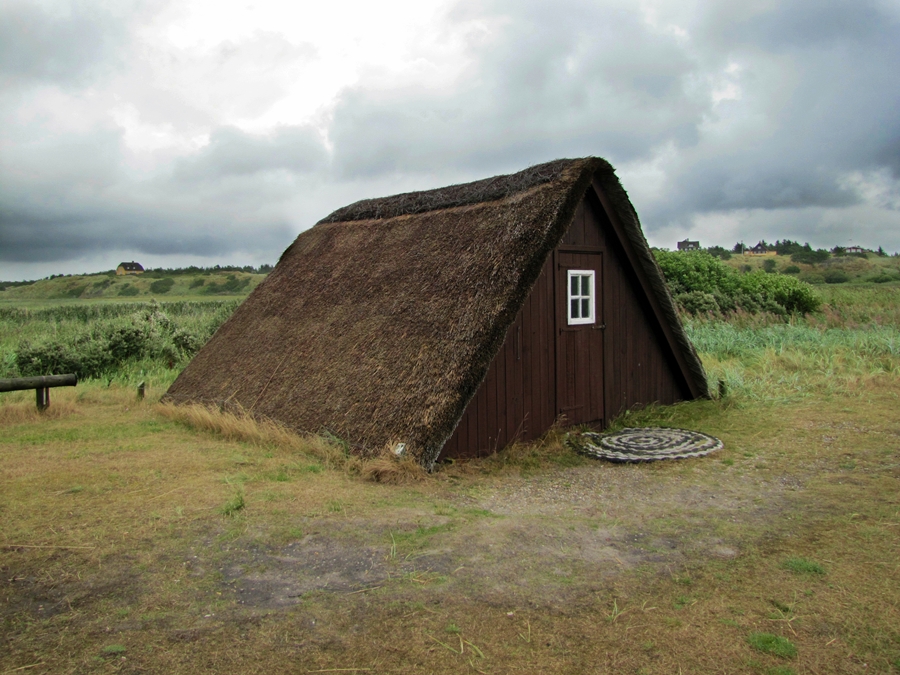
[439,256,556,459]
[580,192,688,420]
[439,188,690,460]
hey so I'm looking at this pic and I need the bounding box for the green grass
[0,299,239,382]
[0,270,266,302]
[221,491,246,517]
[1,280,899,674]
[781,557,826,575]
[747,632,798,659]
[722,250,900,285]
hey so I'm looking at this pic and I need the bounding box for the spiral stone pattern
[567,427,723,462]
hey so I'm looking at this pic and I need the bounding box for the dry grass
[0,397,78,425]
[156,401,349,467]
[156,401,429,483]
[2,371,899,673]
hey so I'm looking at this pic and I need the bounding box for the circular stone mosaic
[566,427,723,462]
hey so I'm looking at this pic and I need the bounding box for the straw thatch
[164,157,706,468]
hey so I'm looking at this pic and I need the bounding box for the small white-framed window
[567,270,595,325]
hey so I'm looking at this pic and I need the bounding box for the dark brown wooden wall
[439,255,557,459]
[576,193,689,420]
[438,187,690,460]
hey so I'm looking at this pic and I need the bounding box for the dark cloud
[0,121,304,263]
[704,0,892,51]
[176,125,328,179]
[0,1,135,87]
[2,0,900,277]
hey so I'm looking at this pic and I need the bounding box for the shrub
[706,246,732,260]
[762,259,777,273]
[14,303,216,380]
[799,273,824,285]
[737,272,821,314]
[150,278,175,294]
[64,284,89,298]
[873,275,893,284]
[824,270,849,284]
[653,250,739,297]
[674,291,720,315]
[190,277,205,288]
[203,275,250,294]
[118,284,140,296]
[16,338,113,379]
[654,250,820,316]
[784,265,801,274]
[791,248,830,265]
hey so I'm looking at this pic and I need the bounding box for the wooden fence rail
[0,374,78,410]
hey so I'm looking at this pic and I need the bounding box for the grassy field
[722,251,900,285]
[1,287,899,674]
[0,270,266,304]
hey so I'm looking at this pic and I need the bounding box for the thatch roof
[164,157,707,467]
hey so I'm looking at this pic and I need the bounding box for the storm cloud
[2,0,899,279]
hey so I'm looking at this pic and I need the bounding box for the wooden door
[556,251,604,426]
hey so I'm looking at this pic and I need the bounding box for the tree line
[701,240,891,263]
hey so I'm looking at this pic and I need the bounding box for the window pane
[570,298,579,318]
[571,276,578,296]
[582,298,590,318]
[581,276,590,296]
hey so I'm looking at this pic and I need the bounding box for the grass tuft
[780,557,826,575]
[360,455,428,483]
[0,398,79,425]
[221,491,245,517]
[747,632,798,659]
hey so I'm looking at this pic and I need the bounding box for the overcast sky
[2,0,899,280]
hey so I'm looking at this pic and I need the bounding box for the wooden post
[137,381,146,400]
[36,387,50,411]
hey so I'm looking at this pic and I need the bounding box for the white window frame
[567,269,595,326]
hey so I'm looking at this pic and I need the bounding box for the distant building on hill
[745,242,771,256]
[845,246,867,254]
[116,261,144,275]
[677,239,700,251]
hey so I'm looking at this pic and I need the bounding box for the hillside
[720,251,900,285]
[0,270,267,304]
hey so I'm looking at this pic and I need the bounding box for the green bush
[150,278,175,294]
[674,291,720,315]
[654,250,820,316]
[189,277,205,288]
[784,265,801,274]
[737,272,821,314]
[791,248,830,265]
[64,284,89,298]
[118,284,140,296]
[203,274,250,294]
[14,304,214,380]
[762,259,777,273]
[824,270,849,284]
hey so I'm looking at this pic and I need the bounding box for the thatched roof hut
[165,157,707,468]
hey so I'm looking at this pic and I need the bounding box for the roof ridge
[320,157,596,224]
